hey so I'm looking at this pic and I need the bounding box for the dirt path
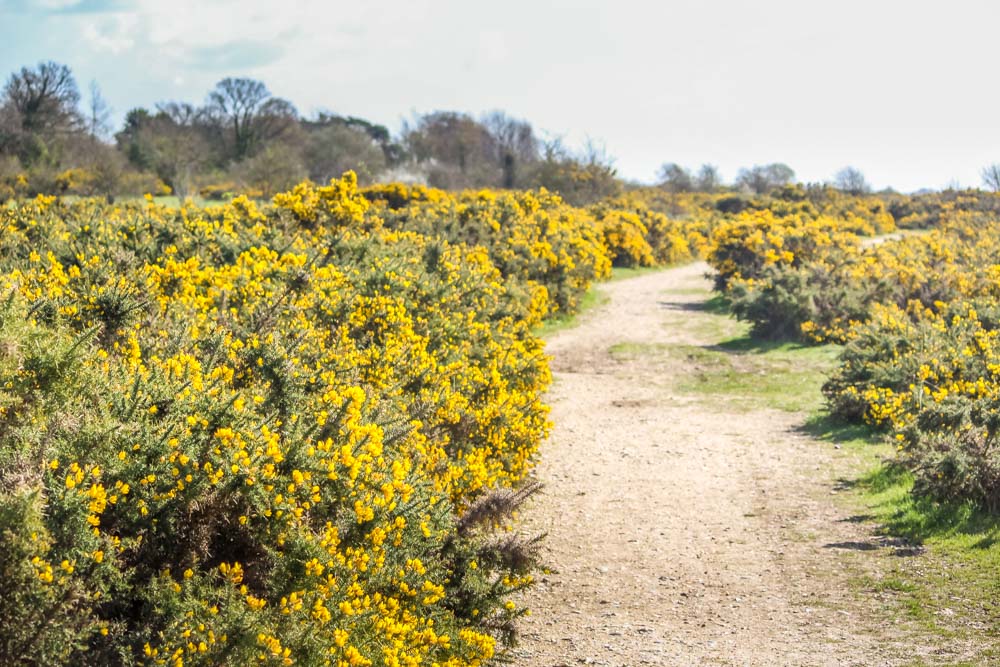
[513,263,910,666]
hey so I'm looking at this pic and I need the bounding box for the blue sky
[1,0,998,191]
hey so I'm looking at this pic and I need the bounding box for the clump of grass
[610,336,840,412]
[607,265,664,282]
[535,288,609,338]
[804,413,1000,647]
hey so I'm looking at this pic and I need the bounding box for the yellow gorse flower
[0,172,706,665]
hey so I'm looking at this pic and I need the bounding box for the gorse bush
[704,210,866,339]
[363,184,612,316]
[706,210,864,292]
[0,173,702,665]
[824,298,1000,511]
[588,197,701,268]
[0,182,551,666]
[702,187,1000,514]
[362,183,702,314]
[884,188,1000,229]
[705,204,1000,345]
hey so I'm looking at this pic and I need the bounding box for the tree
[236,143,306,197]
[736,163,795,194]
[581,138,614,169]
[1,61,82,165]
[302,122,386,185]
[117,107,211,199]
[86,80,112,141]
[402,111,504,188]
[833,166,870,195]
[158,101,203,127]
[303,112,404,169]
[205,77,297,161]
[694,164,720,192]
[982,164,1000,192]
[482,111,537,188]
[525,135,621,205]
[657,162,693,193]
[116,107,155,169]
[0,103,20,157]
[2,62,81,135]
[405,111,474,170]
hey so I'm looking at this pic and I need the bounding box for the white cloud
[81,13,135,54]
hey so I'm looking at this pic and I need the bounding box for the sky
[1,0,998,192]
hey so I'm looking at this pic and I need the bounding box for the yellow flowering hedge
[589,196,702,268]
[703,190,1000,511]
[703,210,868,338]
[0,172,706,665]
[363,184,702,313]
[706,209,863,291]
[823,295,1000,510]
[363,184,612,316]
[0,180,556,666]
[818,213,1000,416]
[619,183,896,237]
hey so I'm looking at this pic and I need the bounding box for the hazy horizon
[2,0,998,192]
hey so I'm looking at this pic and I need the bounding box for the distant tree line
[657,162,877,196]
[6,60,995,204]
[0,61,625,204]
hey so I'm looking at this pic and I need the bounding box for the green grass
[609,269,841,411]
[698,294,732,315]
[685,339,840,411]
[803,414,1000,649]
[610,336,841,412]
[861,489,1000,644]
[607,265,664,282]
[534,288,610,338]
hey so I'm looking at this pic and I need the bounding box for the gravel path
[512,263,908,666]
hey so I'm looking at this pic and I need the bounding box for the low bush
[0,182,549,665]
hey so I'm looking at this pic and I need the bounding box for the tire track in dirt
[512,263,912,666]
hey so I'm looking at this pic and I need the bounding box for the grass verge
[534,287,609,338]
[606,265,665,282]
[609,336,841,412]
[804,415,1000,654]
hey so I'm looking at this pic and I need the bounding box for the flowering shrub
[364,184,614,316]
[885,188,1000,229]
[708,194,1000,512]
[0,172,711,664]
[706,210,861,291]
[703,211,865,338]
[588,197,701,268]
[0,184,550,665]
[823,298,1000,510]
[592,209,655,268]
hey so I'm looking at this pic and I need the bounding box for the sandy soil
[512,263,915,666]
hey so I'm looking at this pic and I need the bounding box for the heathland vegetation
[703,186,1000,510]
[0,173,706,665]
[4,59,1000,665]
